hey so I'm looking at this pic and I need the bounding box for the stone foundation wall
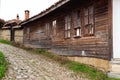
[67,56,110,72]
[0,30,10,41]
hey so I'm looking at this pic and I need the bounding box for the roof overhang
[20,0,70,25]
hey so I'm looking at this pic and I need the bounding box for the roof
[20,0,70,25]
[0,19,5,28]
[4,19,21,26]
[0,19,5,23]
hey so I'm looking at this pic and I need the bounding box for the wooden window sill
[65,37,71,39]
[73,36,81,38]
[83,34,94,37]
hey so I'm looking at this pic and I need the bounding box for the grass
[0,39,120,80]
[0,51,8,79]
[107,78,120,80]
[0,39,12,45]
[36,49,107,80]
[34,48,120,80]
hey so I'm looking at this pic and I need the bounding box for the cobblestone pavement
[0,44,82,80]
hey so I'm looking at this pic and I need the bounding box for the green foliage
[107,78,120,80]
[38,49,46,53]
[0,51,8,79]
[0,39,12,45]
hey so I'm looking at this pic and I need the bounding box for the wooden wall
[23,0,111,59]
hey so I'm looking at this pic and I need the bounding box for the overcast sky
[0,0,59,21]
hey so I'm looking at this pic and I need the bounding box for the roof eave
[20,0,70,25]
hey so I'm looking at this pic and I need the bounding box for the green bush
[0,39,12,45]
[0,51,8,79]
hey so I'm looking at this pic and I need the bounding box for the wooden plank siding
[23,0,111,60]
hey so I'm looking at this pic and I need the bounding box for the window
[65,15,71,38]
[75,28,81,37]
[84,5,94,36]
[52,20,56,35]
[26,27,30,39]
[73,10,82,37]
[45,23,50,36]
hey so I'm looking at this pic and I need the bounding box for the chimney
[25,10,30,20]
[16,14,19,20]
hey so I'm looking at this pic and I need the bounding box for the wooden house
[0,15,23,43]
[0,11,30,43]
[20,0,120,78]
[0,19,5,38]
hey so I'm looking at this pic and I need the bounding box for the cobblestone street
[0,44,80,80]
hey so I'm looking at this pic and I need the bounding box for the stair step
[110,60,120,73]
[109,59,120,79]
[108,72,120,78]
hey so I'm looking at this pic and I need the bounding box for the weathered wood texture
[23,0,111,60]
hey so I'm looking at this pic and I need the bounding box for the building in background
[0,19,5,28]
[0,10,29,43]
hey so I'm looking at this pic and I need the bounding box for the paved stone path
[0,44,81,80]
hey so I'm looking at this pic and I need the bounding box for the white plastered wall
[113,0,120,58]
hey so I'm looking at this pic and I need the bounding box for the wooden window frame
[83,5,94,36]
[73,10,82,38]
[26,27,30,40]
[65,15,71,39]
[52,20,57,35]
[45,23,50,36]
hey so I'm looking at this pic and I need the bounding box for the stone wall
[0,29,23,43]
[14,30,23,43]
[67,56,110,72]
[0,29,10,41]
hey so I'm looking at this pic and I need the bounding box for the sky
[0,0,59,21]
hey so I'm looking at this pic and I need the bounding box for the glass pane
[76,28,80,36]
[53,20,56,28]
[84,26,89,35]
[74,21,77,28]
[65,31,67,38]
[90,26,93,34]
[89,14,94,24]
[77,19,81,27]
[65,24,68,30]
[80,29,81,36]
[84,8,88,16]
[84,16,88,25]
[67,31,71,38]
[89,6,94,15]
[68,16,71,22]
[45,23,50,35]
[65,16,68,23]
[89,6,94,24]
[77,10,80,19]
[27,28,30,34]
[68,22,71,29]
